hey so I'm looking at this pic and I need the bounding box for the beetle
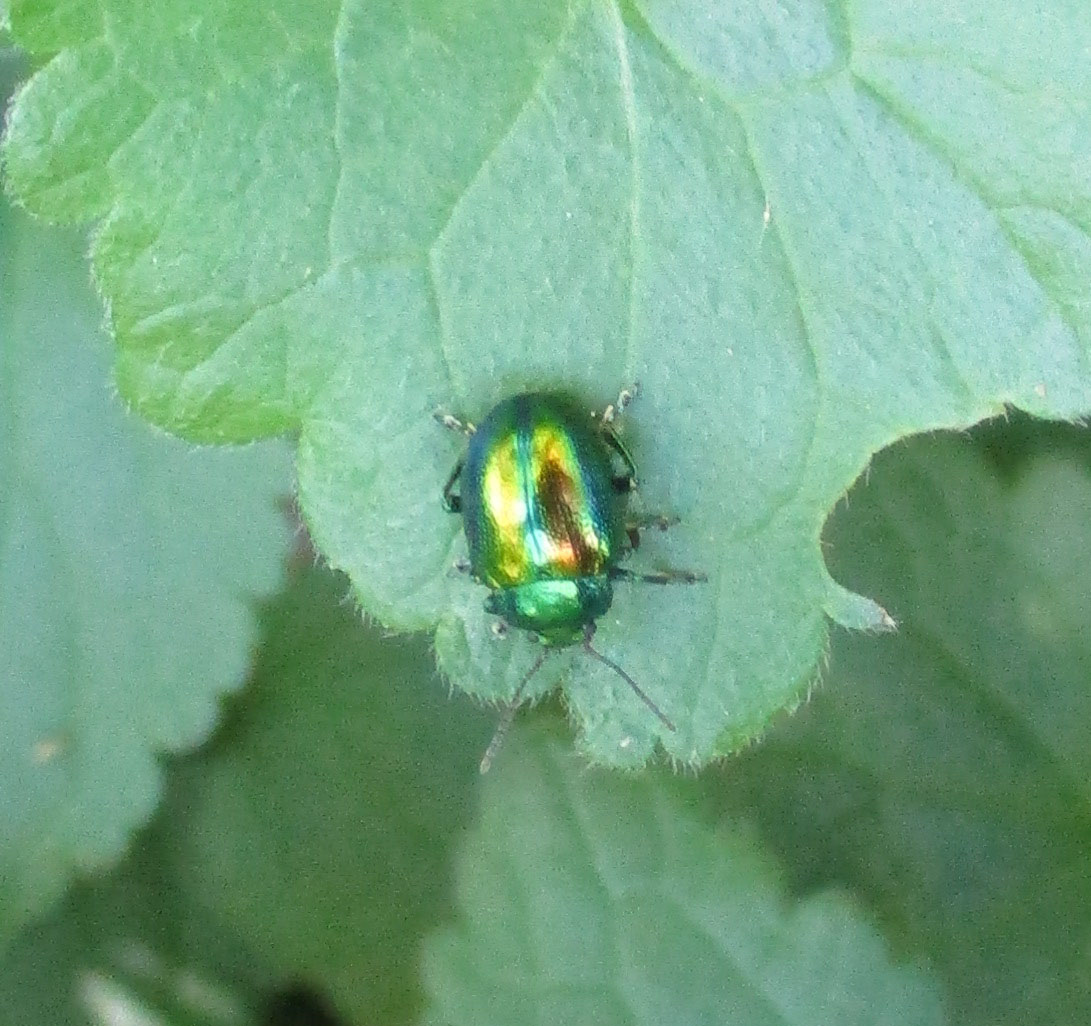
[436,386,704,770]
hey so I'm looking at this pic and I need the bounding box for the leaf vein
[605,0,640,384]
[429,1,581,251]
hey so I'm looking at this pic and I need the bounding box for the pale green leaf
[423,718,946,1026]
[5,1,1091,763]
[0,199,292,950]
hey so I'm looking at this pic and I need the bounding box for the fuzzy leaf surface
[5,1,1091,763]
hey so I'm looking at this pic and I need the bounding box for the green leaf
[0,28,23,89]
[422,717,946,1026]
[721,426,1091,1025]
[158,567,492,1026]
[0,834,269,1026]
[0,199,292,950]
[5,1,1091,764]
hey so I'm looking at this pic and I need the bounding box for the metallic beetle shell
[461,393,623,593]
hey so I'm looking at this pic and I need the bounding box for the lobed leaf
[0,197,292,951]
[422,717,947,1026]
[4,0,1091,763]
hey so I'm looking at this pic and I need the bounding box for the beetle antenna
[479,646,549,774]
[582,625,676,732]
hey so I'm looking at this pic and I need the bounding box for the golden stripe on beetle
[435,386,705,771]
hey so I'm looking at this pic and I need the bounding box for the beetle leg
[602,427,638,493]
[432,409,476,436]
[610,566,707,585]
[442,457,464,513]
[627,513,680,532]
[598,382,641,425]
[623,513,680,552]
[595,385,641,491]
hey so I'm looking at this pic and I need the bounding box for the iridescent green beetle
[436,387,704,770]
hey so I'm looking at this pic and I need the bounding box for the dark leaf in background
[158,568,492,1026]
[721,430,1091,1026]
